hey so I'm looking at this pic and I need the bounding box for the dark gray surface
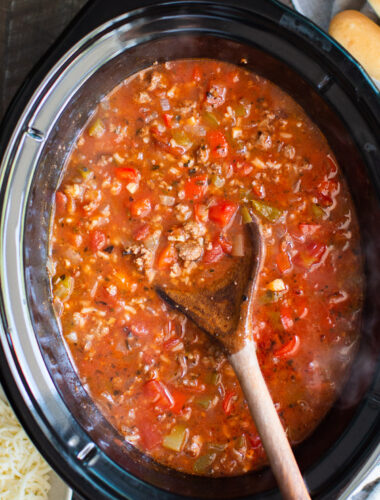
[0,0,87,119]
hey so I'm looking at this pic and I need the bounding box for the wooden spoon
[156,219,310,500]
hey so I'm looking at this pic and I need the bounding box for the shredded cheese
[0,398,51,499]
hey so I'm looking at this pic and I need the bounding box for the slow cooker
[0,0,379,498]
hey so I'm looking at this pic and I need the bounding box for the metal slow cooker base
[0,1,379,499]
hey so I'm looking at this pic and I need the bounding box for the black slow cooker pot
[0,1,379,498]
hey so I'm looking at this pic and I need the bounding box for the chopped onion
[146,269,156,283]
[66,331,78,343]
[267,279,286,292]
[144,230,161,250]
[160,194,176,206]
[232,233,245,257]
[160,98,170,111]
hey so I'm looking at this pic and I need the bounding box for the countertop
[0,0,87,120]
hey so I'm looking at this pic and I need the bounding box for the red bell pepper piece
[170,389,189,414]
[162,113,173,128]
[143,380,174,408]
[115,166,140,183]
[248,433,262,449]
[209,200,237,227]
[207,130,229,158]
[203,241,225,264]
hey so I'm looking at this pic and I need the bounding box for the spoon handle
[229,341,311,500]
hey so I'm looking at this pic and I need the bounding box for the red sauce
[50,59,363,476]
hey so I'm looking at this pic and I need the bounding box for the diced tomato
[207,130,229,158]
[203,241,225,264]
[219,233,233,254]
[170,389,189,414]
[296,241,326,268]
[209,200,237,227]
[115,166,140,183]
[139,421,162,450]
[222,391,237,415]
[206,81,226,107]
[162,113,173,128]
[299,223,321,235]
[143,380,186,415]
[280,305,294,331]
[276,251,292,273]
[157,244,177,269]
[184,175,208,201]
[274,335,300,359]
[194,203,208,223]
[143,380,162,404]
[203,232,233,263]
[55,191,67,213]
[192,66,201,82]
[248,434,262,449]
[89,230,106,252]
[143,380,174,408]
[133,223,150,241]
[130,197,151,218]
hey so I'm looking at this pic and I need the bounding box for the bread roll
[329,10,380,81]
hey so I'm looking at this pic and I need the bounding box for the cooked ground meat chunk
[177,241,203,261]
[183,221,206,239]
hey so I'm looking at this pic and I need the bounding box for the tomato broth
[50,59,363,476]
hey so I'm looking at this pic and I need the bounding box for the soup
[49,59,363,476]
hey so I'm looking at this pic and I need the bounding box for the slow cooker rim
[0,1,379,499]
